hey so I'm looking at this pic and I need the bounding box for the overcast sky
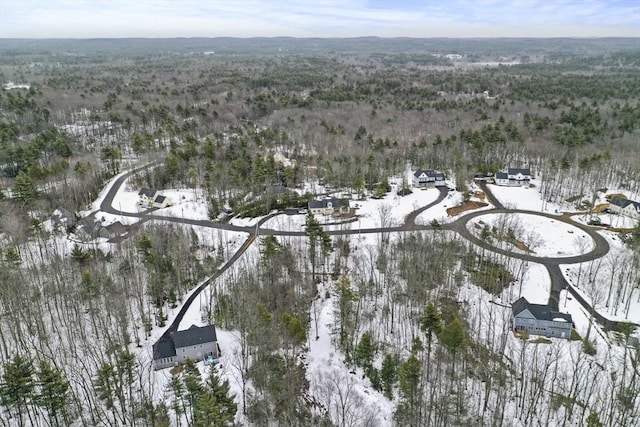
[0,0,638,38]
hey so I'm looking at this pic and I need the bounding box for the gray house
[153,324,219,370]
[511,297,573,339]
[413,169,446,188]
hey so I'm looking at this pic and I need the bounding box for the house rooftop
[308,197,349,209]
[414,168,445,179]
[512,297,572,323]
[138,188,157,197]
[610,197,640,210]
[153,325,218,361]
[172,325,218,349]
[154,195,166,204]
[152,336,176,359]
[507,167,531,176]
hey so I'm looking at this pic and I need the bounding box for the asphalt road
[100,163,633,332]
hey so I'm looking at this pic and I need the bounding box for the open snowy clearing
[468,212,594,257]
[486,181,563,213]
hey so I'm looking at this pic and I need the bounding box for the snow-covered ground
[306,280,394,426]
[571,212,638,229]
[487,181,563,213]
[150,189,210,221]
[467,212,594,257]
[562,230,640,324]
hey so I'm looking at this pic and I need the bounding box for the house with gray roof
[138,188,158,206]
[138,188,173,208]
[511,297,573,339]
[413,169,447,188]
[308,198,351,216]
[495,167,532,187]
[609,197,640,220]
[152,324,219,370]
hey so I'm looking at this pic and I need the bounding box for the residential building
[511,297,573,339]
[413,169,447,188]
[51,208,77,229]
[494,167,532,187]
[138,188,172,208]
[609,197,640,220]
[138,188,158,206]
[153,325,219,370]
[308,198,351,216]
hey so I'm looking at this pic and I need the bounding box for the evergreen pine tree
[380,354,398,399]
[0,354,36,427]
[193,368,237,426]
[586,411,603,427]
[397,354,421,426]
[35,360,71,427]
[354,332,375,372]
[12,171,38,206]
[440,316,466,381]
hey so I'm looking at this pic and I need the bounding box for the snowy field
[486,181,562,213]
[150,189,210,221]
[507,262,551,305]
[467,213,594,257]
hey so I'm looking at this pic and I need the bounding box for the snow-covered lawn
[150,189,210,221]
[487,181,562,213]
[467,213,594,257]
[508,262,551,305]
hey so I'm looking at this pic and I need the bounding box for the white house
[138,188,158,207]
[413,169,447,188]
[153,325,219,370]
[609,198,640,220]
[308,198,351,216]
[494,167,532,187]
[138,188,172,208]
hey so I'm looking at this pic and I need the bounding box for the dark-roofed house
[495,167,532,187]
[153,324,219,370]
[75,218,110,241]
[308,198,351,216]
[609,197,640,220]
[138,188,158,207]
[413,169,447,188]
[511,297,573,339]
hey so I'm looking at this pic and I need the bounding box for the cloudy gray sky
[0,0,638,38]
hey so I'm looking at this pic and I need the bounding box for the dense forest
[0,37,639,426]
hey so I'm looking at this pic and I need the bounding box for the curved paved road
[101,163,633,332]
